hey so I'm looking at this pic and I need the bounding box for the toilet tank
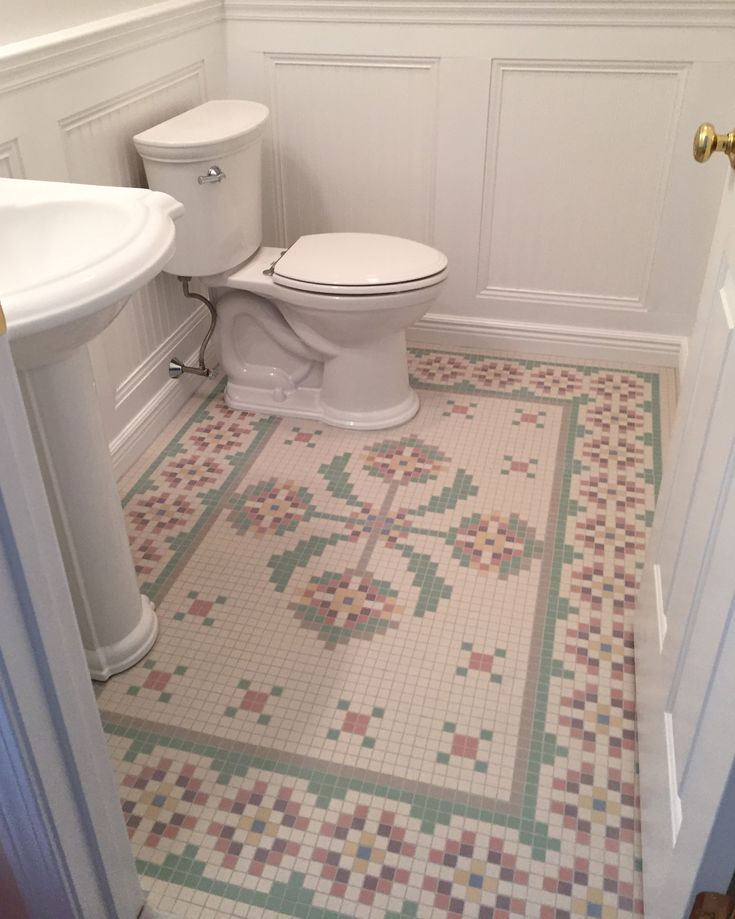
[133,100,269,278]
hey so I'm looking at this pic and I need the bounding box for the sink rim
[0,178,183,360]
[1,197,145,298]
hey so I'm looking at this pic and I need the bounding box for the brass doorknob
[693,122,735,168]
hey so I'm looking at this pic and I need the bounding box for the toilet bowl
[133,100,448,429]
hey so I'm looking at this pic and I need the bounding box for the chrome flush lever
[197,165,226,184]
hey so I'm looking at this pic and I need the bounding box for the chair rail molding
[0,0,220,95]
[224,0,735,27]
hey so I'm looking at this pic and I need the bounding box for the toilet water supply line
[169,276,217,378]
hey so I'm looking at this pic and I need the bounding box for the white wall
[225,1,735,362]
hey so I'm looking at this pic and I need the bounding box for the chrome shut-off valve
[169,357,208,379]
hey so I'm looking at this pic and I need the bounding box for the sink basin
[1,178,183,368]
[0,177,184,679]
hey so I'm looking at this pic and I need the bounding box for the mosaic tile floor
[97,348,673,918]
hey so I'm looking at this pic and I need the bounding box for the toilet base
[224,380,419,430]
[215,278,442,431]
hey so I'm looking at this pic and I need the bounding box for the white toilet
[134,100,448,429]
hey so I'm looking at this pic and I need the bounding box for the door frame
[0,312,145,918]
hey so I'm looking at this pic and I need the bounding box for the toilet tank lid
[133,100,269,162]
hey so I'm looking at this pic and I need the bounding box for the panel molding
[658,262,735,616]
[266,52,439,245]
[675,437,735,795]
[58,62,206,140]
[408,312,685,366]
[654,563,667,652]
[225,0,735,28]
[0,138,25,178]
[477,286,645,313]
[663,711,684,842]
[0,0,220,96]
[476,59,688,312]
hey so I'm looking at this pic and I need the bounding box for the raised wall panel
[477,61,686,312]
[267,54,439,246]
[0,138,24,178]
[59,65,206,433]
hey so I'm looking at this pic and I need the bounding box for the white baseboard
[408,313,685,369]
[110,340,218,481]
[114,305,208,410]
[111,310,685,480]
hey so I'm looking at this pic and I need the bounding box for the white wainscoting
[4,0,735,479]
[226,6,735,366]
[0,11,225,476]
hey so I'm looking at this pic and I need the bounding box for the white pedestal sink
[1,178,183,680]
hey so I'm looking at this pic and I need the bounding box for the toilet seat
[272,232,448,295]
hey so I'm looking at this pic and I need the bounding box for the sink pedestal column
[19,345,158,681]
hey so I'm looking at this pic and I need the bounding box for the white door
[636,158,735,918]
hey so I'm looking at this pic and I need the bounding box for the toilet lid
[272,233,448,295]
